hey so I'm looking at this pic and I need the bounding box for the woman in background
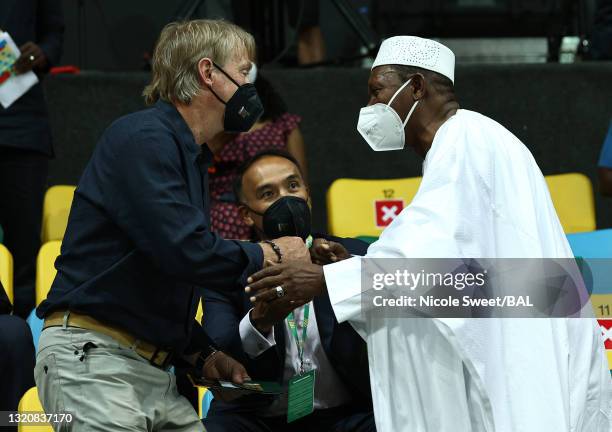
[209,70,307,239]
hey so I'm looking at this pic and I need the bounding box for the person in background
[286,0,326,65]
[209,70,307,240]
[598,121,612,196]
[203,149,375,432]
[0,280,35,432]
[0,0,64,318]
[230,0,326,65]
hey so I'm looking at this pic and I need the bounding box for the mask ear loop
[387,78,418,127]
[212,61,242,87]
[387,78,412,107]
[207,61,243,105]
[402,100,419,127]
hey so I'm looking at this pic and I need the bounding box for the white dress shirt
[239,301,352,417]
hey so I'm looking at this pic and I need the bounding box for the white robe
[324,109,612,432]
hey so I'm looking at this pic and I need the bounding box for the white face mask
[357,78,419,151]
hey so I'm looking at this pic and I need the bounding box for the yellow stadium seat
[18,387,53,432]
[42,185,76,243]
[198,386,205,418]
[592,294,612,319]
[327,177,422,238]
[36,241,61,307]
[0,244,13,304]
[544,173,595,234]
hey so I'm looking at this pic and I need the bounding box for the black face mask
[211,62,264,133]
[246,196,311,240]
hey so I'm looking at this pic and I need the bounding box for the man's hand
[246,262,325,307]
[202,350,250,384]
[259,236,310,264]
[250,297,294,335]
[310,238,350,265]
[201,351,251,402]
[14,42,48,74]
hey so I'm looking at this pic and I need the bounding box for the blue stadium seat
[567,229,612,259]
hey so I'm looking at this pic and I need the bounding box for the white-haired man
[34,20,308,431]
[246,36,612,431]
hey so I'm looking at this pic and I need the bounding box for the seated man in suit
[202,149,375,432]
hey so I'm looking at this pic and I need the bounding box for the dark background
[43,63,612,232]
[57,0,599,70]
[58,0,376,70]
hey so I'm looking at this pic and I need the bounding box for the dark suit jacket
[202,235,372,415]
[0,280,11,315]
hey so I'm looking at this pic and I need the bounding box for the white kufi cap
[372,36,455,84]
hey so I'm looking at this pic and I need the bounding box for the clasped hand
[247,239,351,320]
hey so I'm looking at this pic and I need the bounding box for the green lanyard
[305,235,313,249]
[287,303,310,374]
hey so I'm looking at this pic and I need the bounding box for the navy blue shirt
[37,100,263,355]
[0,0,64,156]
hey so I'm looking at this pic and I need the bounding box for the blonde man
[34,20,308,431]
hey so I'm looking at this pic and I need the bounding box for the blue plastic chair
[26,309,44,353]
[567,229,612,259]
[201,390,214,418]
[567,229,612,296]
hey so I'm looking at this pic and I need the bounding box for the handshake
[258,236,350,266]
[197,237,352,402]
[247,237,351,334]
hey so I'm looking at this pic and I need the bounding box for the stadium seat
[198,387,214,418]
[327,177,422,238]
[327,174,594,237]
[544,173,596,234]
[566,229,612,370]
[26,241,61,350]
[18,387,53,431]
[567,229,612,260]
[568,229,612,297]
[42,185,76,243]
[0,243,13,304]
[36,241,61,307]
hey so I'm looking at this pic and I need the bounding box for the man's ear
[411,73,426,100]
[198,58,214,87]
[238,204,255,227]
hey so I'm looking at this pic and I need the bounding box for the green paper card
[287,370,315,423]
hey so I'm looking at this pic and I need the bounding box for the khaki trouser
[34,326,205,432]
